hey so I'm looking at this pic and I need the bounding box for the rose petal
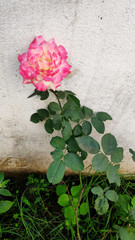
[29,36,46,49]
[58,45,68,58]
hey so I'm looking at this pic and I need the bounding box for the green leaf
[76,136,100,154]
[58,194,69,207]
[80,202,89,215]
[118,226,135,240]
[28,89,37,98]
[82,106,93,117]
[91,117,105,134]
[30,113,40,123]
[132,155,135,162]
[73,124,82,136]
[61,121,72,141]
[44,119,54,134]
[29,90,49,100]
[131,196,135,207]
[65,220,70,226]
[110,235,115,240]
[72,198,78,208]
[105,190,118,202]
[63,102,75,112]
[101,133,117,155]
[65,90,76,96]
[56,91,65,99]
[47,160,65,185]
[106,164,121,186]
[53,114,62,130]
[80,150,88,160]
[82,121,92,135]
[129,148,135,155]
[92,153,109,172]
[48,105,56,115]
[67,94,80,108]
[0,201,13,214]
[130,148,135,162]
[64,108,83,122]
[39,90,49,100]
[96,112,112,121]
[95,196,109,215]
[22,196,31,207]
[37,109,49,120]
[0,189,11,197]
[1,180,9,188]
[91,186,104,196]
[129,206,135,222]
[0,172,4,183]
[64,206,75,220]
[51,148,63,161]
[50,136,65,149]
[71,185,81,198]
[67,138,80,153]
[72,109,84,122]
[71,216,79,225]
[111,147,124,163]
[56,185,67,196]
[64,153,84,172]
[48,102,60,112]
[116,194,130,214]
[63,95,81,122]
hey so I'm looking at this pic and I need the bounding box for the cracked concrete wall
[0,0,135,174]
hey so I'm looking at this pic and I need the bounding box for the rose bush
[18,36,71,91]
[19,37,135,240]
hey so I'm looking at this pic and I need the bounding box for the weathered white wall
[0,0,135,174]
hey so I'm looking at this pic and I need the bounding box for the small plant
[91,186,118,215]
[0,172,13,214]
[26,174,50,196]
[56,182,88,239]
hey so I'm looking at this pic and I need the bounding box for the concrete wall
[0,0,135,174]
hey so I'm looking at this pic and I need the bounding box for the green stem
[76,216,81,240]
[75,187,86,240]
[79,172,83,189]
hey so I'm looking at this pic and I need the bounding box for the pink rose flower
[18,36,71,91]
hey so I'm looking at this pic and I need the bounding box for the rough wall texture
[0,0,135,174]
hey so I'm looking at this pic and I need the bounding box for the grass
[0,173,135,240]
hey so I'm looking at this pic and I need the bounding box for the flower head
[18,36,71,91]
